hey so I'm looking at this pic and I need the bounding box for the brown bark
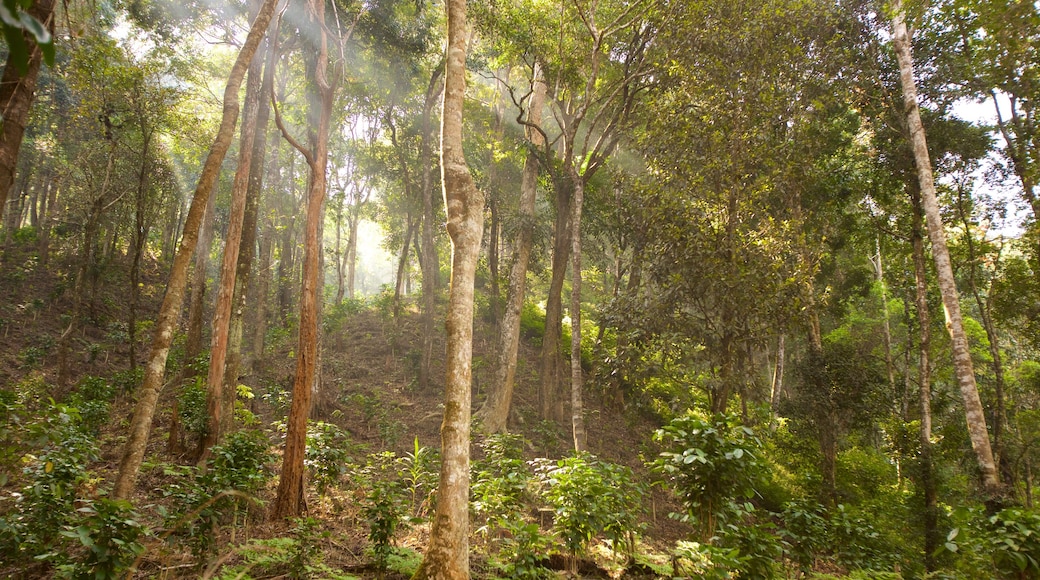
[0,0,55,228]
[569,173,587,452]
[891,1,1001,500]
[201,29,266,459]
[129,129,154,371]
[539,176,572,422]
[272,0,337,518]
[476,65,545,433]
[184,194,217,374]
[910,190,939,572]
[112,0,279,500]
[221,20,277,434]
[412,0,483,575]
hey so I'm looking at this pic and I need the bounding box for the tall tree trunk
[476,65,545,433]
[890,0,1001,500]
[875,239,898,413]
[540,176,572,422]
[0,0,55,228]
[419,67,444,391]
[769,334,785,424]
[57,145,116,387]
[37,173,57,264]
[112,0,278,500]
[412,0,483,575]
[129,129,154,370]
[910,189,939,573]
[278,151,298,326]
[221,21,277,431]
[569,173,587,452]
[200,29,266,459]
[347,201,360,297]
[954,187,1013,485]
[393,213,416,317]
[272,0,336,518]
[184,194,217,375]
[252,217,274,374]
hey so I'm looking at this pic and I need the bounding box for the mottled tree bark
[891,0,1001,500]
[112,0,279,500]
[476,66,545,433]
[412,0,483,575]
[569,172,587,452]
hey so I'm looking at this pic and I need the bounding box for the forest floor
[0,243,690,579]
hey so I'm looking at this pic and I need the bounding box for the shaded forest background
[1,0,1040,578]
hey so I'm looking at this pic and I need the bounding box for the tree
[476,64,546,434]
[0,0,55,231]
[112,0,279,500]
[889,0,1001,500]
[411,0,484,574]
[199,0,270,459]
[271,0,343,519]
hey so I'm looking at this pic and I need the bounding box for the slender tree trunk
[184,194,216,374]
[891,1,1001,500]
[0,0,55,228]
[910,189,939,573]
[129,130,154,370]
[272,0,336,518]
[393,213,416,317]
[221,22,277,427]
[38,174,57,264]
[540,176,572,422]
[412,0,483,575]
[954,188,1013,485]
[200,31,266,459]
[476,65,545,433]
[347,202,360,297]
[112,0,278,500]
[875,239,898,413]
[419,67,445,391]
[58,145,116,386]
[252,217,273,374]
[769,334,785,424]
[569,173,587,452]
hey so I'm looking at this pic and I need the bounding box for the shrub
[650,412,763,538]
[177,377,209,438]
[531,452,645,560]
[354,451,409,571]
[977,507,1040,578]
[780,500,828,574]
[58,498,150,580]
[305,421,354,497]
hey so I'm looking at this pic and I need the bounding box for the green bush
[519,301,546,344]
[58,498,150,580]
[780,500,828,574]
[978,507,1040,578]
[650,412,763,538]
[162,430,273,561]
[177,377,209,438]
[531,452,645,559]
[354,451,410,571]
[305,421,354,497]
[0,416,99,563]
